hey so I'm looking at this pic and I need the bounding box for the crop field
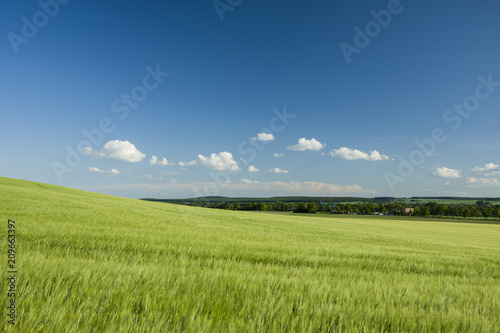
[400,198,500,206]
[1,176,499,332]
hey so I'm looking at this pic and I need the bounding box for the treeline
[145,196,384,204]
[185,200,500,219]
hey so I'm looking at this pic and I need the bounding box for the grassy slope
[1,177,499,332]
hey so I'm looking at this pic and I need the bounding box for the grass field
[399,198,500,205]
[1,176,499,332]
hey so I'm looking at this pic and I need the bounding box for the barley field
[1,176,499,332]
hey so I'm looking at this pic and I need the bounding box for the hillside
[1,177,499,332]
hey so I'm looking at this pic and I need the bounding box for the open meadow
[1,176,499,332]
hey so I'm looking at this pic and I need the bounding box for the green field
[1,177,499,332]
[400,198,500,205]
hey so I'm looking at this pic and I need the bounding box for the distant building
[405,207,415,214]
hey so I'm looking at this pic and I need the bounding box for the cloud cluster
[472,163,499,175]
[88,167,120,175]
[433,166,461,178]
[329,147,389,161]
[267,167,289,174]
[286,138,325,151]
[251,132,275,142]
[466,177,500,187]
[82,140,146,162]
[273,153,284,158]
[149,156,172,166]
[198,151,239,171]
[240,178,260,184]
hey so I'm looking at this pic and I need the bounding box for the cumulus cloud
[81,140,146,162]
[88,167,120,175]
[267,167,289,174]
[248,165,259,173]
[198,151,239,171]
[240,158,259,172]
[178,160,198,168]
[433,166,461,178]
[466,177,500,187]
[286,138,325,151]
[149,156,172,166]
[472,163,500,175]
[273,153,284,158]
[329,147,389,161]
[250,132,275,142]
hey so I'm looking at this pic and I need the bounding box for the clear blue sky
[1,0,500,198]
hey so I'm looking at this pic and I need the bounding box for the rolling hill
[1,177,499,332]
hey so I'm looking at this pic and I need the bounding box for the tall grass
[1,177,499,332]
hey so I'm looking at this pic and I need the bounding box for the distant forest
[142,197,500,219]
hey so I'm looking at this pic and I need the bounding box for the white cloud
[329,147,389,161]
[88,167,120,175]
[241,158,259,172]
[82,140,146,163]
[433,166,461,178]
[240,178,260,184]
[267,167,289,174]
[178,160,198,168]
[472,163,500,175]
[248,165,259,173]
[149,156,172,166]
[273,153,284,158]
[250,132,275,142]
[198,151,239,171]
[286,138,325,151]
[466,177,500,187]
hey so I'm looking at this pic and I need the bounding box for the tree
[459,205,471,219]
[470,206,480,218]
[294,203,306,213]
[307,203,318,213]
[320,204,331,213]
[416,206,430,217]
[335,205,342,214]
[445,206,458,217]
[481,206,493,218]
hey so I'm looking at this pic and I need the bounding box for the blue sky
[1,0,500,198]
